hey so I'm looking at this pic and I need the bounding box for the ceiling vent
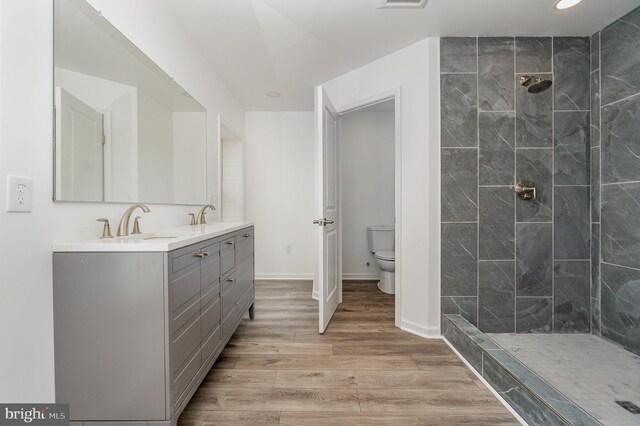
[378,0,428,9]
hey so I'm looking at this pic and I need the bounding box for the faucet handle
[132,216,142,235]
[97,218,113,239]
[188,213,197,226]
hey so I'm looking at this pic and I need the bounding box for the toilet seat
[375,250,395,261]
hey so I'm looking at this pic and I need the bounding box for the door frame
[334,87,403,328]
[217,115,244,222]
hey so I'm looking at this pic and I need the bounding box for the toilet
[367,226,395,294]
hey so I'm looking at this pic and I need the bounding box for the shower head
[519,75,553,93]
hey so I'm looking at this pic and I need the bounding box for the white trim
[255,273,314,281]
[443,338,528,426]
[312,290,319,301]
[334,87,403,329]
[400,319,440,339]
[342,273,380,280]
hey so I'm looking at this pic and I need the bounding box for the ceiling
[162,0,640,111]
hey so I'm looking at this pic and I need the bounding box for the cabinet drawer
[222,306,238,337]
[201,298,221,340]
[171,348,201,409]
[221,271,238,319]
[235,230,254,263]
[236,258,253,297]
[220,237,236,275]
[171,244,204,274]
[170,263,200,320]
[171,315,201,374]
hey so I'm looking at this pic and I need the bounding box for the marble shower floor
[489,333,640,426]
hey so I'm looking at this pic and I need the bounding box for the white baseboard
[312,290,319,300]
[342,273,380,280]
[443,337,527,425]
[400,319,441,339]
[255,273,313,281]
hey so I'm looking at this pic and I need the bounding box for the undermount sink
[143,235,179,240]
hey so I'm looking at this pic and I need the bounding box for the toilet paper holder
[515,180,536,200]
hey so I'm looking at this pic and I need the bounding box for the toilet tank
[367,226,395,253]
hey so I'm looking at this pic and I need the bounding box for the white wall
[340,108,395,279]
[244,112,315,280]
[324,38,441,337]
[0,0,245,402]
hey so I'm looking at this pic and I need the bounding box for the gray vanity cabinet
[53,226,254,426]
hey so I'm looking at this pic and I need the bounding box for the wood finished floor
[179,281,518,426]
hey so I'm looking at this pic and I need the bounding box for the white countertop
[52,222,254,252]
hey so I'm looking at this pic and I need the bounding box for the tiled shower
[441,5,640,425]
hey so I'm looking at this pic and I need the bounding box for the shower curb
[443,315,601,426]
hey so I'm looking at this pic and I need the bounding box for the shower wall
[440,36,591,334]
[591,7,640,356]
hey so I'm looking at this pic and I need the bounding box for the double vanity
[52,222,255,426]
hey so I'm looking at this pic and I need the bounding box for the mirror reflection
[54,0,207,204]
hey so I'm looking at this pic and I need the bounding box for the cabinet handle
[226,278,235,283]
[242,233,251,238]
[202,251,210,257]
[194,251,205,258]
[225,241,235,246]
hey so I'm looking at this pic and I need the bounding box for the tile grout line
[597,30,602,337]
[551,36,555,332]
[476,36,480,328]
[513,36,518,333]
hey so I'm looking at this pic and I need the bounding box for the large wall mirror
[53,0,207,205]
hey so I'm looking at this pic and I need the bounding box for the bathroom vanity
[52,223,254,426]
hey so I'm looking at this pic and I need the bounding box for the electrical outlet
[6,175,33,212]
[285,244,293,254]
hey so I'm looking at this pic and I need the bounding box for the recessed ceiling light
[378,0,428,9]
[267,91,281,98]
[554,0,583,10]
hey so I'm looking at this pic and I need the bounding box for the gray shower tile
[554,186,590,260]
[441,148,477,221]
[553,37,590,111]
[515,37,552,73]
[479,112,515,186]
[591,297,601,336]
[591,146,600,222]
[481,355,566,425]
[441,223,478,297]
[478,37,514,112]
[553,261,590,333]
[600,263,640,356]
[601,94,640,184]
[591,32,600,71]
[441,296,478,326]
[516,223,552,297]
[443,317,482,371]
[591,223,601,300]
[516,73,553,148]
[601,7,640,105]
[601,182,640,270]
[516,297,552,333]
[554,111,590,185]
[479,261,515,333]
[479,187,515,260]
[440,74,478,148]
[440,37,477,73]
[516,148,552,222]
[590,70,600,147]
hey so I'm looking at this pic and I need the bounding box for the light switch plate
[6,175,33,212]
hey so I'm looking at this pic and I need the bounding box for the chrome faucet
[196,204,216,225]
[117,204,150,236]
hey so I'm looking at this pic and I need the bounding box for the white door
[315,86,340,333]
[221,138,244,222]
[57,88,105,201]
